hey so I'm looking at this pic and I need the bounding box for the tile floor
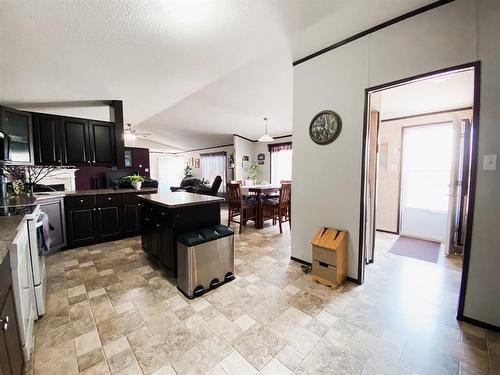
[28,222,499,375]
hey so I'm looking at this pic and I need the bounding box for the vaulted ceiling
[0,0,437,151]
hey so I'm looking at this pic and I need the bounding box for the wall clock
[309,110,342,145]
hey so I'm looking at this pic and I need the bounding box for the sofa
[188,176,223,197]
[170,178,201,192]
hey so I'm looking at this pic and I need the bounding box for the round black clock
[309,110,342,145]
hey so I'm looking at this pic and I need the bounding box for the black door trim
[358,62,481,325]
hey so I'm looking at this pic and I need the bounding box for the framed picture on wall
[257,153,265,161]
[195,158,200,168]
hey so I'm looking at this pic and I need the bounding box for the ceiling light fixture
[258,117,274,143]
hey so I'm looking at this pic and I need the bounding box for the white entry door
[400,123,454,241]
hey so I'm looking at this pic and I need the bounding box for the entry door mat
[388,236,440,263]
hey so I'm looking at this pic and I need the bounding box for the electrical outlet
[483,154,497,171]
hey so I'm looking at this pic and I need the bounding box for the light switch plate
[483,154,497,171]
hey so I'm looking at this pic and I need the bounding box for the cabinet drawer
[65,195,96,209]
[312,246,337,266]
[312,260,337,283]
[123,193,140,205]
[97,194,123,207]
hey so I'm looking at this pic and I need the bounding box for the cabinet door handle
[156,224,161,228]
[80,199,84,203]
[93,208,97,211]
[98,208,101,211]
[108,197,112,201]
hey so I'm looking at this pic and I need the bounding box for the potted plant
[247,162,261,184]
[129,174,145,191]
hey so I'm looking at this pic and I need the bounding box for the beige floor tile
[115,361,143,375]
[150,363,176,375]
[75,329,102,356]
[80,361,111,375]
[171,333,233,374]
[233,324,286,370]
[268,312,321,356]
[276,345,305,371]
[77,347,106,372]
[210,314,243,341]
[219,351,257,375]
[98,311,145,344]
[108,348,137,374]
[295,340,364,375]
[233,314,256,331]
[260,358,293,375]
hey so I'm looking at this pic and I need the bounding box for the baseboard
[376,229,399,235]
[290,256,361,285]
[460,315,500,333]
[290,256,311,266]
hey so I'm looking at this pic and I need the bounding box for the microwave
[0,130,10,161]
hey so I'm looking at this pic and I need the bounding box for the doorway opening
[359,62,480,321]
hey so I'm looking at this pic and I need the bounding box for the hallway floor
[28,226,498,375]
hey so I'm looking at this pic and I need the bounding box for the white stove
[9,204,46,360]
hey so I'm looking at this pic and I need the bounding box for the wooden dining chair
[226,183,257,234]
[262,182,291,234]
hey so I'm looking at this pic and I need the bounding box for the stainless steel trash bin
[177,224,235,298]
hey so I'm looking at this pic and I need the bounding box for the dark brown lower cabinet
[66,207,97,247]
[97,206,121,240]
[65,191,155,248]
[140,199,221,277]
[123,194,142,235]
[0,256,23,375]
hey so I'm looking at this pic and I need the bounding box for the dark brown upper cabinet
[88,120,116,166]
[34,115,118,167]
[60,117,92,166]
[33,113,61,165]
[0,105,34,165]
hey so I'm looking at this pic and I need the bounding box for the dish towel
[41,212,55,251]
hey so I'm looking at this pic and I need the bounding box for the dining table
[240,184,281,229]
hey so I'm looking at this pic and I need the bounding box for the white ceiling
[0,0,437,151]
[380,69,474,120]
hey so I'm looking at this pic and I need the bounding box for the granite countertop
[139,192,224,208]
[29,187,158,201]
[0,216,24,265]
[0,195,38,207]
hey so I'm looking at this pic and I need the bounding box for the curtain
[270,144,292,184]
[268,142,292,153]
[200,151,227,193]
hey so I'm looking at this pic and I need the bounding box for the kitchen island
[138,192,224,277]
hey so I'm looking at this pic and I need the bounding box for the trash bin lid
[177,225,234,247]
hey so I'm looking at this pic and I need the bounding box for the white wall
[292,0,500,326]
[19,105,111,122]
[233,135,255,181]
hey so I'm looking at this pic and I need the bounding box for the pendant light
[258,117,274,143]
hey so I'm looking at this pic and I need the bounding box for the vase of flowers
[130,174,144,191]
